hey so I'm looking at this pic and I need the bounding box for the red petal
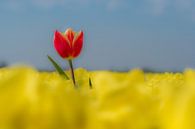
[65,28,75,46]
[72,31,83,58]
[54,30,72,58]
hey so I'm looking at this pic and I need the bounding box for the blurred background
[0,0,195,71]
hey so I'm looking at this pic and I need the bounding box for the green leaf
[89,77,93,89]
[47,55,69,80]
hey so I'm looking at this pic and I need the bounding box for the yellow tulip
[0,66,195,129]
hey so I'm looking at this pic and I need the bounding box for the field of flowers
[0,66,195,129]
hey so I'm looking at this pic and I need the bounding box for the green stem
[68,59,77,88]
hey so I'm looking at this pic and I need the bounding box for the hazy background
[0,0,195,71]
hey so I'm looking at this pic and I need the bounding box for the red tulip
[53,28,84,88]
[54,28,83,59]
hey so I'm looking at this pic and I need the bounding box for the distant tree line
[0,62,7,68]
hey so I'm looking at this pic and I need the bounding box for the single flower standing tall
[54,28,83,88]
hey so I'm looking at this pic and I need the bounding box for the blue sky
[0,0,195,71]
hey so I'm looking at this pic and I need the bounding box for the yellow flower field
[0,66,195,129]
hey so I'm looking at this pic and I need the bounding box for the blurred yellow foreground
[0,66,195,129]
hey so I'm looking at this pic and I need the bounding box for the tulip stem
[68,59,77,88]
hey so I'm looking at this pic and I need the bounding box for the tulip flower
[54,28,83,59]
[54,28,84,88]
